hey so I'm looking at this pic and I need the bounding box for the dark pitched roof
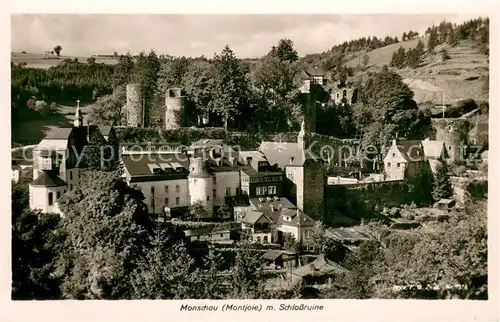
[44,127,73,140]
[250,197,296,212]
[239,165,283,177]
[30,171,67,187]
[262,250,284,261]
[278,208,316,227]
[184,226,231,237]
[122,153,190,181]
[394,140,425,162]
[305,66,326,76]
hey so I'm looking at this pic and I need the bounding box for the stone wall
[431,118,469,162]
[302,159,326,221]
[165,88,186,130]
[126,84,143,127]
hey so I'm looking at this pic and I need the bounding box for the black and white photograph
[3,2,498,321]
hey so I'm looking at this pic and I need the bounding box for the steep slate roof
[190,139,225,148]
[262,250,284,261]
[325,227,371,241]
[259,141,312,169]
[305,66,326,76]
[44,127,73,140]
[239,209,271,225]
[391,140,425,162]
[31,171,67,187]
[293,254,346,277]
[421,139,447,159]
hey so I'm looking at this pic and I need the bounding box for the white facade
[188,176,213,218]
[131,179,189,214]
[285,166,304,208]
[213,171,240,206]
[29,185,66,214]
[278,224,313,244]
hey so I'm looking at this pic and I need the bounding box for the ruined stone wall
[126,84,143,127]
[431,118,469,162]
[165,88,186,130]
[330,84,357,105]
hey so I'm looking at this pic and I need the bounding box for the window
[220,233,224,237]
[70,171,73,180]
[256,186,267,195]
[176,185,180,192]
[194,179,198,184]
[448,146,452,150]
[48,192,53,206]
[226,187,231,196]
[57,191,61,199]
[397,163,400,168]
[263,236,268,243]
[64,190,66,194]
[392,153,396,157]
[236,188,241,195]
[151,198,154,206]
[268,186,276,195]
[256,236,261,243]
[165,185,169,193]
[69,184,73,190]
[151,186,155,193]
[207,196,210,201]
[176,197,180,205]
[387,162,391,168]
[165,198,169,206]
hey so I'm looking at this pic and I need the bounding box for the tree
[362,54,370,66]
[427,29,438,53]
[89,86,126,126]
[353,70,420,149]
[53,45,62,57]
[227,241,265,298]
[283,233,301,253]
[11,183,64,299]
[157,56,192,91]
[55,171,153,299]
[216,204,232,220]
[269,38,299,62]
[209,45,251,130]
[87,57,96,65]
[432,162,453,201]
[253,40,303,131]
[188,200,209,221]
[440,49,451,61]
[83,130,110,171]
[131,50,160,127]
[415,40,425,56]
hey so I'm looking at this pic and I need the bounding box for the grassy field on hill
[346,38,488,104]
[11,52,119,69]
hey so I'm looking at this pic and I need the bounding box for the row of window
[151,185,180,194]
[256,185,277,196]
[153,196,181,207]
[386,162,401,168]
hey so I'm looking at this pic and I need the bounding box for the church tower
[74,100,83,128]
[297,116,325,221]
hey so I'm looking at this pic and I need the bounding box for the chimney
[270,204,274,212]
[392,139,397,146]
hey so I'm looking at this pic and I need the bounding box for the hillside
[11,52,119,69]
[346,38,489,104]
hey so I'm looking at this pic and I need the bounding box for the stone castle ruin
[430,118,469,162]
[330,81,357,105]
[164,88,186,130]
[126,84,144,127]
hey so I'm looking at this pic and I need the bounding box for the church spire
[74,99,83,127]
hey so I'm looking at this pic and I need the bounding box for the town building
[259,120,326,221]
[383,139,426,181]
[29,101,109,214]
[234,196,316,245]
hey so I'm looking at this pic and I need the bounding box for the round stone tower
[188,157,213,218]
[126,84,143,127]
[165,88,186,130]
[431,118,469,163]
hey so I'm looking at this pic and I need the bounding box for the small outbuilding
[434,199,456,211]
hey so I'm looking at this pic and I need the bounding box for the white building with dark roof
[29,101,112,214]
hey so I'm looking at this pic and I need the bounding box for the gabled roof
[386,140,424,162]
[259,141,310,169]
[98,125,113,137]
[262,250,284,261]
[305,66,326,76]
[239,209,271,225]
[279,209,316,227]
[34,139,69,152]
[190,139,225,148]
[421,139,447,159]
[30,171,67,187]
[44,127,73,140]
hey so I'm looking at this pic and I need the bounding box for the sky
[11,14,482,58]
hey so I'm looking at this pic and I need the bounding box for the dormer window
[289,157,295,164]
